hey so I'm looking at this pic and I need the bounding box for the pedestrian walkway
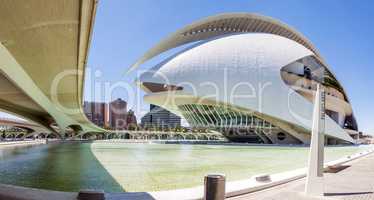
[229,152,374,200]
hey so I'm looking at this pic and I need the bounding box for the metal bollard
[204,174,226,200]
[77,189,105,200]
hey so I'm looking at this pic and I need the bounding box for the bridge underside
[0,0,104,136]
[0,72,55,132]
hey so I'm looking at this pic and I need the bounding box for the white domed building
[131,13,358,144]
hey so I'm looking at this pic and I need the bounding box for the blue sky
[1,0,373,134]
[85,0,374,133]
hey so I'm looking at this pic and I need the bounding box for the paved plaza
[229,153,374,200]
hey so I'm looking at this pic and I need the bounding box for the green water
[0,142,371,192]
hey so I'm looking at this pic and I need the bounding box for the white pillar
[305,84,325,196]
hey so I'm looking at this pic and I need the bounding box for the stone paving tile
[106,192,156,200]
[229,153,374,200]
[342,193,374,200]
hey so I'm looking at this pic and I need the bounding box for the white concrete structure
[133,13,357,144]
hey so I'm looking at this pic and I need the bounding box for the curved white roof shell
[130,12,353,106]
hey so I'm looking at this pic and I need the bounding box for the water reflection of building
[83,101,108,128]
[141,104,181,129]
[109,98,127,130]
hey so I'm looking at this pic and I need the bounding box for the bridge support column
[59,129,66,140]
[1,130,5,140]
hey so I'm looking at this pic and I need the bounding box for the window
[277,132,286,140]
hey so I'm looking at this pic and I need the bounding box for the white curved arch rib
[128,13,322,73]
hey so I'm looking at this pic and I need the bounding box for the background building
[84,99,137,130]
[109,98,127,130]
[141,104,181,129]
[125,109,137,130]
[83,101,108,128]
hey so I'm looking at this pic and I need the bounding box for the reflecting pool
[0,142,371,192]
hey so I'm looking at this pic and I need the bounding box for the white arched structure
[134,13,357,144]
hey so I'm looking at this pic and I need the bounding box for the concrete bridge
[0,0,105,138]
[83,130,225,141]
[0,117,224,141]
[0,117,52,139]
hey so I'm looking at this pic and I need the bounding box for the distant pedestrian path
[230,152,374,200]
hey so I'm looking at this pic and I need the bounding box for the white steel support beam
[305,84,325,196]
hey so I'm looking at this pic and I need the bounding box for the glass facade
[179,104,273,129]
[178,104,277,142]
